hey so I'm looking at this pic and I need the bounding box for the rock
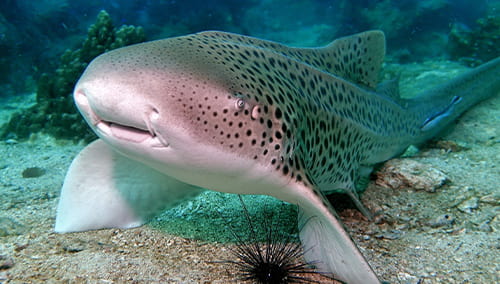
[375,159,450,192]
[21,167,46,178]
[400,145,420,157]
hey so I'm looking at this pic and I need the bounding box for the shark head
[74,33,292,194]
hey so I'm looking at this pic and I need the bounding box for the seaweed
[1,10,145,142]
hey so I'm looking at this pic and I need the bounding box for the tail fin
[409,57,500,140]
[296,190,380,284]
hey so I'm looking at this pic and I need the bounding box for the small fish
[55,30,500,284]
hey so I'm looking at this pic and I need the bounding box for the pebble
[491,215,500,232]
[61,239,88,253]
[4,139,18,145]
[479,193,500,205]
[427,214,455,228]
[457,197,479,213]
[0,255,14,270]
[396,271,419,283]
[376,229,403,240]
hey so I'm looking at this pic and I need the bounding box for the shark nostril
[145,107,160,137]
[151,108,160,120]
[74,89,90,107]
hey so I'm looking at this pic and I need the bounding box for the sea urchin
[223,195,321,284]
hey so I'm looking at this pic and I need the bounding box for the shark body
[55,30,500,283]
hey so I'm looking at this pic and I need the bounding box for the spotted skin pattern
[109,30,420,197]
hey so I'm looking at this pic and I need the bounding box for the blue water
[0,0,497,98]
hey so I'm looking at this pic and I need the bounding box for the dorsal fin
[196,30,385,89]
[317,30,385,89]
[376,75,402,102]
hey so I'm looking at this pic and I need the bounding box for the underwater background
[0,0,499,283]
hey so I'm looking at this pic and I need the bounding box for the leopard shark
[55,30,500,283]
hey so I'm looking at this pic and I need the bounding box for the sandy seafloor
[0,61,498,283]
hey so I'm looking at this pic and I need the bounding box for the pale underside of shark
[55,30,500,284]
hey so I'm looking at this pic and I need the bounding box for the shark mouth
[94,118,168,148]
[97,121,147,142]
[74,90,168,147]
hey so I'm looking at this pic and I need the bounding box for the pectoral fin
[296,188,380,284]
[55,139,203,233]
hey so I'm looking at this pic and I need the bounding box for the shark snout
[74,80,148,130]
[73,84,168,147]
[74,87,99,126]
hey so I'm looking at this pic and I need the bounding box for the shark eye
[235,99,245,110]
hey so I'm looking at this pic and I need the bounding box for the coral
[1,10,145,142]
[448,15,500,66]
